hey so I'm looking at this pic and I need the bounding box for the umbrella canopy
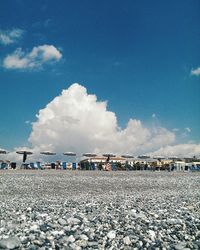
[16,150,33,163]
[40,151,56,155]
[121,154,134,158]
[102,153,116,157]
[153,156,165,159]
[102,153,116,163]
[0,150,7,154]
[138,155,150,159]
[63,152,76,156]
[16,151,33,155]
[83,153,97,157]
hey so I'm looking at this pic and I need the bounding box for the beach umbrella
[138,155,150,159]
[40,151,56,155]
[0,150,8,154]
[16,150,33,163]
[121,154,134,158]
[102,153,116,157]
[83,153,97,157]
[153,156,165,160]
[102,153,116,163]
[63,152,76,156]
[0,150,9,166]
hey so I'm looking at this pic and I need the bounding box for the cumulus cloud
[172,128,179,132]
[29,83,176,157]
[191,67,200,76]
[2,83,200,162]
[0,28,24,45]
[185,127,191,133]
[2,45,62,70]
[150,144,200,158]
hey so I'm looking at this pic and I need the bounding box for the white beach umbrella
[138,155,150,159]
[0,150,8,164]
[83,153,97,157]
[40,151,56,155]
[0,150,8,154]
[121,154,134,158]
[153,156,165,160]
[102,153,116,163]
[63,152,76,156]
[102,153,116,157]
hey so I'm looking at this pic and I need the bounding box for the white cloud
[2,83,200,162]
[172,128,179,132]
[150,144,200,158]
[3,45,62,70]
[191,67,200,76]
[185,127,191,133]
[0,28,24,45]
[29,83,176,157]
[152,113,156,118]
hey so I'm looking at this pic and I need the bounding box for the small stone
[20,215,26,221]
[88,241,98,247]
[40,224,48,232]
[174,242,187,250]
[33,240,43,246]
[63,226,71,231]
[0,236,21,249]
[20,236,28,244]
[67,235,75,243]
[29,234,36,241]
[148,230,156,240]
[167,218,182,225]
[107,230,116,239]
[123,236,131,245]
[79,234,88,241]
[129,209,137,215]
[76,239,88,247]
[30,224,39,232]
[52,230,64,236]
[58,218,67,225]
[138,241,143,247]
[135,212,147,220]
[67,217,81,225]
[46,235,54,241]
[69,243,81,250]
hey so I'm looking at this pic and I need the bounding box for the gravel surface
[0,171,199,249]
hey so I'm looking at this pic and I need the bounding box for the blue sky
[0,0,199,153]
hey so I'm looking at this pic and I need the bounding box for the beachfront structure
[187,162,200,171]
[81,156,126,164]
[173,161,187,171]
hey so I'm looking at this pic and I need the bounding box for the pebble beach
[0,171,199,249]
